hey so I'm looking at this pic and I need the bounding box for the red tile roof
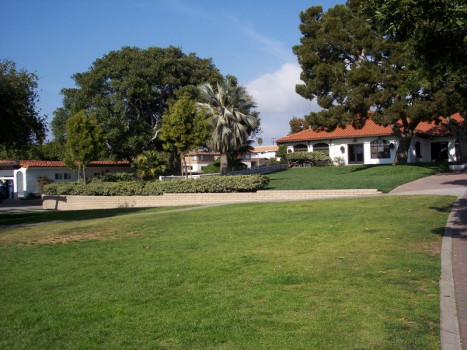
[415,113,464,137]
[277,114,464,143]
[277,119,393,143]
[252,146,279,152]
[0,160,131,168]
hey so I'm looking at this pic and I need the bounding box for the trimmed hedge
[43,175,269,196]
[286,151,331,167]
[94,172,136,182]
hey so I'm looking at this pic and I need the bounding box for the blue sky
[1,0,343,145]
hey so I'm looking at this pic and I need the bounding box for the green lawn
[0,195,454,349]
[0,206,195,226]
[267,163,450,193]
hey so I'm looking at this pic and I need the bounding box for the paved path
[391,173,467,350]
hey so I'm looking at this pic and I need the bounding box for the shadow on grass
[0,207,169,226]
[431,198,467,238]
[348,164,380,173]
[429,204,454,213]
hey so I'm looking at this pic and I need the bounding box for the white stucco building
[0,160,132,199]
[277,117,462,165]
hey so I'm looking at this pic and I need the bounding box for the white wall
[286,137,398,165]
[18,166,132,196]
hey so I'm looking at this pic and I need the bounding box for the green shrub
[143,181,164,196]
[94,172,135,182]
[43,175,269,196]
[286,151,331,167]
[202,158,248,174]
[160,175,269,193]
[201,161,220,174]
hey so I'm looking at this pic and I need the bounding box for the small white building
[0,160,132,199]
[277,117,461,165]
[252,145,279,160]
[184,151,220,174]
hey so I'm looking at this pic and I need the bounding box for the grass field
[267,163,450,193]
[0,195,454,349]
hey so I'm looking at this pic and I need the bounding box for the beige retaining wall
[42,189,381,210]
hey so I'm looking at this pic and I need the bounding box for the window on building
[55,173,72,180]
[293,144,308,152]
[313,142,329,156]
[370,139,391,159]
[199,155,204,161]
[191,156,197,161]
[245,154,251,160]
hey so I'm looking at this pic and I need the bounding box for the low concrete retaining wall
[42,189,381,210]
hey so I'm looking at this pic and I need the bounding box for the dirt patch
[0,224,140,245]
[407,240,441,256]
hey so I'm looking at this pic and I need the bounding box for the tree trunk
[169,150,181,175]
[82,164,87,183]
[220,153,228,175]
[457,137,467,163]
[392,119,416,166]
[181,155,188,179]
[446,117,467,163]
[393,135,412,165]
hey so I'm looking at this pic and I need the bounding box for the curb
[440,199,462,350]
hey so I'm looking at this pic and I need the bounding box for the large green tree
[159,93,211,176]
[0,59,46,150]
[289,117,309,134]
[64,110,105,182]
[364,0,467,162]
[293,2,453,164]
[364,0,466,91]
[52,46,222,160]
[198,77,260,175]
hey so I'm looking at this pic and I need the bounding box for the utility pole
[271,138,276,145]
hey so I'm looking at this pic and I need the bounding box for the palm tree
[133,151,167,180]
[198,77,259,175]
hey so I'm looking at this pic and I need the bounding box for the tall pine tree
[293,2,454,164]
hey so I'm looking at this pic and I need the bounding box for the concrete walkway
[391,173,467,350]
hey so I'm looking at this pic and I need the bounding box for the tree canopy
[64,110,105,182]
[289,117,309,134]
[364,0,466,95]
[159,93,211,176]
[0,59,46,150]
[52,46,222,160]
[293,2,464,164]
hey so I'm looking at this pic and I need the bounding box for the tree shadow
[0,207,161,226]
[441,179,467,187]
[348,165,378,173]
[431,198,467,238]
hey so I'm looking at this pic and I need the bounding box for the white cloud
[246,63,320,144]
[227,15,293,62]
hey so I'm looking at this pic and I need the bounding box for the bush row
[43,175,269,196]
[286,151,331,166]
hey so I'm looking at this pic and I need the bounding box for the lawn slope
[267,163,450,192]
[0,196,454,349]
